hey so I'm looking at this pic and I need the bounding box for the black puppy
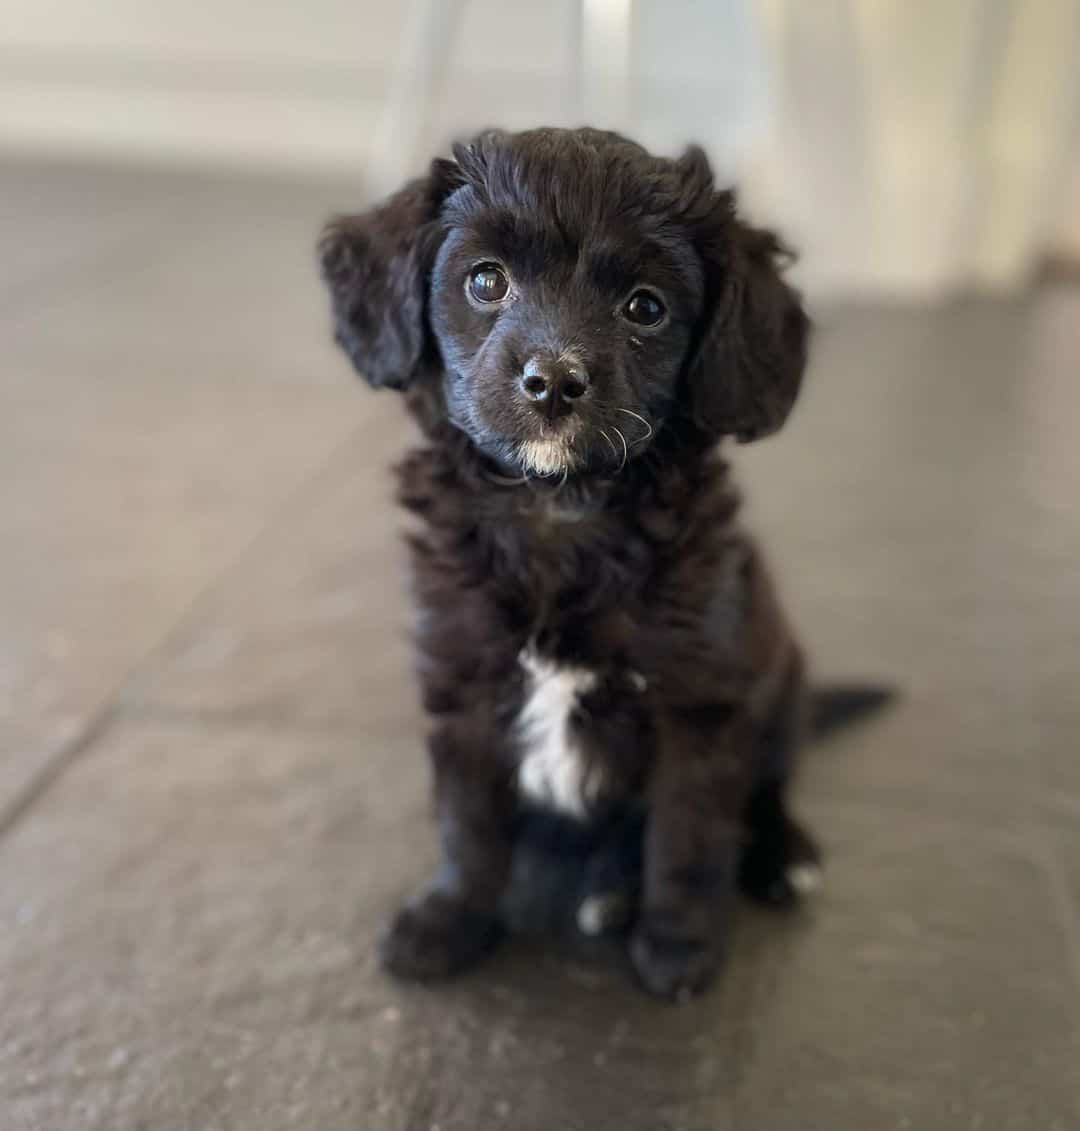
[319,127,818,1001]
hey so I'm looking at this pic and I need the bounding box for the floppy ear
[679,151,810,442]
[317,161,458,389]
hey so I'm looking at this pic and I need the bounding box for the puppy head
[319,128,808,476]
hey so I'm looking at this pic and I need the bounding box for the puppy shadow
[491,825,812,983]
[377,843,822,1127]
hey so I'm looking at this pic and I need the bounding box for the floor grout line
[110,699,423,743]
[1040,840,1080,1001]
[0,705,120,841]
[10,692,1062,858]
[0,419,372,842]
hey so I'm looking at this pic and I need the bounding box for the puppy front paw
[629,925,722,1002]
[379,890,502,981]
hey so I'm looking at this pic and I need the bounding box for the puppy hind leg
[738,780,822,906]
[738,654,822,906]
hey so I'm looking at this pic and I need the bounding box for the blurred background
[2,3,1080,1129]
[1,0,1078,292]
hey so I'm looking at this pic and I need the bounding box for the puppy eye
[623,290,666,327]
[468,262,510,303]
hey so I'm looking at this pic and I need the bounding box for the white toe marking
[576,892,627,936]
[786,863,823,895]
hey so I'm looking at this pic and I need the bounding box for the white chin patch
[517,437,575,476]
[516,647,599,818]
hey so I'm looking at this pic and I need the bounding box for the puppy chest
[514,648,601,818]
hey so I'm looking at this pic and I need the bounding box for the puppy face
[320,128,808,476]
[427,144,703,475]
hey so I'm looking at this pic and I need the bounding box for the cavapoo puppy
[319,127,820,1001]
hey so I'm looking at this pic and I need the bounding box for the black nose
[520,355,590,420]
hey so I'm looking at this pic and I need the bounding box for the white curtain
[748,0,1080,297]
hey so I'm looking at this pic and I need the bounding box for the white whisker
[616,407,653,445]
[612,426,629,472]
[598,428,619,459]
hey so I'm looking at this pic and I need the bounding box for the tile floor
[1,157,1078,1130]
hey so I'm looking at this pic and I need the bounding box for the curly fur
[319,127,817,1000]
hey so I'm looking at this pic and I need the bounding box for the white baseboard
[0,54,385,175]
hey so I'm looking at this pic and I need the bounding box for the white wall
[0,0,766,175]
[0,0,407,168]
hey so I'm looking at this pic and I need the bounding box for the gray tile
[794,690,1035,830]
[1,169,365,389]
[739,299,1044,663]
[0,365,360,814]
[124,400,418,731]
[0,163,372,814]
[0,717,421,1131]
[0,159,195,302]
[4,153,1080,1129]
[736,295,1080,823]
[731,806,1080,1130]
[2,714,1075,1130]
[0,717,735,1131]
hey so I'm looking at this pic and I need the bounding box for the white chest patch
[515,647,599,818]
